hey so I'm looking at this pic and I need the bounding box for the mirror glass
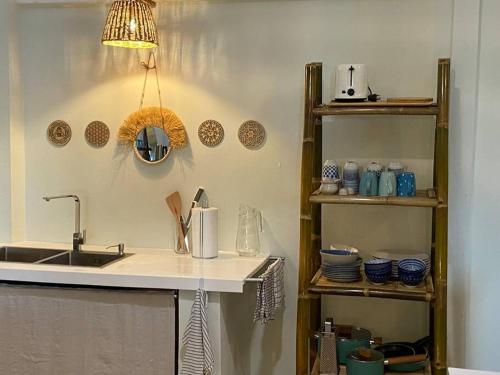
[134,126,171,164]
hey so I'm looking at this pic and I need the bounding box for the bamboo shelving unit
[312,359,432,375]
[311,188,439,207]
[296,59,449,375]
[309,270,435,302]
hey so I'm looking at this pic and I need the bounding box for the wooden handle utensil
[166,192,188,254]
[384,354,427,365]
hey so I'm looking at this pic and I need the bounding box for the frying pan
[375,338,430,372]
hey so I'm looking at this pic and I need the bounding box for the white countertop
[0,242,269,293]
[449,369,500,375]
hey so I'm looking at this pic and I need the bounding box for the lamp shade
[102,0,158,49]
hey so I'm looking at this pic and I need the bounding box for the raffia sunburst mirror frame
[118,106,188,164]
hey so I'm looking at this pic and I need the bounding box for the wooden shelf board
[338,364,431,375]
[308,269,435,302]
[313,101,439,116]
[310,189,438,207]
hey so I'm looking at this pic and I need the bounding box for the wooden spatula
[166,192,188,254]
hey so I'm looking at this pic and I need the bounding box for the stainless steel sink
[0,247,130,268]
[0,246,67,263]
[39,251,128,268]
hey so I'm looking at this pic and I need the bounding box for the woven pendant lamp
[102,0,158,49]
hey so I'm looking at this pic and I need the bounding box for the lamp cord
[139,51,165,125]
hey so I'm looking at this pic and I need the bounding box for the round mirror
[134,126,171,164]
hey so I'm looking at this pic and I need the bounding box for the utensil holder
[173,221,189,255]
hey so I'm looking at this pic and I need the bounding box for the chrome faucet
[107,243,125,256]
[43,194,85,252]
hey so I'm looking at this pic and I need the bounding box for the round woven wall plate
[47,120,72,146]
[85,121,110,148]
[238,120,266,150]
[198,120,224,147]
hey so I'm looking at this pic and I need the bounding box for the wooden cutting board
[387,97,434,104]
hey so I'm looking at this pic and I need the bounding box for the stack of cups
[343,161,360,194]
[320,160,341,195]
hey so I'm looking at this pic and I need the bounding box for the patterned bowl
[398,259,426,274]
[321,249,359,266]
[365,269,391,285]
[364,259,392,274]
[399,271,426,287]
[398,259,426,287]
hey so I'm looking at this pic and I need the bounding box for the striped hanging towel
[254,258,285,324]
[181,289,214,375]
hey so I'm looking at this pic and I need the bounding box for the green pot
[336,327,372,365]
[346,350,384,375]
[337,338,371,365]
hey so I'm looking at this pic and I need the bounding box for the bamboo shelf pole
[297,63,323,375]
[433,58,450,375]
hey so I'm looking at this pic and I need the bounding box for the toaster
[334,64,369,101]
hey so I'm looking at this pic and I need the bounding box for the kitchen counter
[0,242,269,292]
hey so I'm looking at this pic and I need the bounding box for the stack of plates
[373,250,431,279]
[321,258,362,282]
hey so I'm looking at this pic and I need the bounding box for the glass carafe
[236,205,262,257]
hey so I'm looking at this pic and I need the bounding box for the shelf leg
[432,58,449,374]
[297,62,323,375]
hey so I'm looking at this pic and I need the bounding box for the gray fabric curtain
[0,284,176,375]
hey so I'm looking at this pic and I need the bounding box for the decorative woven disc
[85,121,110,148]
[47,120,72,146]
[198,120,224,147]
[238,120,266,149]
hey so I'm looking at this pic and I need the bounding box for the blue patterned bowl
[399,271,425,287]
[398,259,426,287]
[364,259,392,274]
[365,269,391,285]
[398,259,426,274]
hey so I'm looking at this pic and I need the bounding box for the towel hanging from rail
[252,257,285,324]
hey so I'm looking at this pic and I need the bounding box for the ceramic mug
[367,161,383,178]
[343,161,360,181]
[359,171,378,196]
[322,160,339,181]
[388,161,404,177]
[320,179,341,195]
[379,171,396,197]
[397,172,416,197]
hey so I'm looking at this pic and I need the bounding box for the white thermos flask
[191,207,219,259]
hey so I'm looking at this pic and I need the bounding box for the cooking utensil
[335,325,381,365]
[373,343,414,358]
[319,320,338,374]
[186,187,205,228]
[346,348,427,375]
[375,341,429,372]
[166,192,188,254]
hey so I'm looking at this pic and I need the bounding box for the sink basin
[0,246,67,263]
[39,251,128,268]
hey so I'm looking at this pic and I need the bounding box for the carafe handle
[257,210,263,233]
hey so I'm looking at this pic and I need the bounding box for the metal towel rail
[245,256,285,283]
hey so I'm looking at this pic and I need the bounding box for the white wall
[6,0,456,373]
[0,1,13,242]
[465,0,500,370]
[448,0,481,368]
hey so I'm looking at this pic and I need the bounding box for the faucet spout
[43,194,84,251]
